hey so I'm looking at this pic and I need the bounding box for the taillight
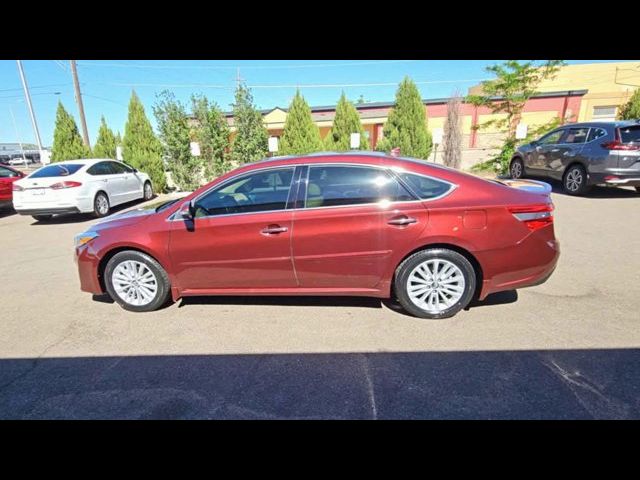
[602,140,640,151]
[50,181,82,189]
[12,184,24,192]
[508,204,554,232]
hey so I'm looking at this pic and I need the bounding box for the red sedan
[0,164,25,210]
[74,153,559,319]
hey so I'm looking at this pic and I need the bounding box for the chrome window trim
[167,162,458,221]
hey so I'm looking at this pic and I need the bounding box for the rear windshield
[619,126,640,144]
[29,164,84,178]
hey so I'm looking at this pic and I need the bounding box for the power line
[0,83,70,94]
[76,60,420,70]
[93,78,488,90]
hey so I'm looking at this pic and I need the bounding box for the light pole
[16,60,44,151]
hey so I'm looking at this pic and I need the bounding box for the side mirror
[179,200,195,220]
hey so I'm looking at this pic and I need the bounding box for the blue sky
[0,60,636,147]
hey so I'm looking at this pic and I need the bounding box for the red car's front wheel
[105,250,171,312]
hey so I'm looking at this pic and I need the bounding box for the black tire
[635,186,640,194]
[394,248,476,319]
[563,164,591,196]
[93,191,110,218]
[32,214,52,222]
[143,181,153,201]
[510,157,525,179]
[104,250,171,313]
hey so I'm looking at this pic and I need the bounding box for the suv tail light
[508,204,554,231]
[50,181,82,189]
[602,140,640,151]
[12,184,24,192]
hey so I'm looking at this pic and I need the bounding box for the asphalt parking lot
[1,182,639,419]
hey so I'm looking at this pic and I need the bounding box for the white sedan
[12,159,154,221]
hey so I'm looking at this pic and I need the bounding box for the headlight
[74,231,99,248]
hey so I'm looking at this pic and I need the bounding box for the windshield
[29,164,84,178]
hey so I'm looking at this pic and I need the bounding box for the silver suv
[510,120,640,195]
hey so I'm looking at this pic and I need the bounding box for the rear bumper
[15,206,81,216]
[0,199,12,209]
[589,170,640,187]
[477,228,560,300]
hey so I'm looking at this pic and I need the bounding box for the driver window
[194,167,295,218]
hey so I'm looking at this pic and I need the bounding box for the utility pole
[16,60,43,151]
[70,60,91,150]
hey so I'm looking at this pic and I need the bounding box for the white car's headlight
[74,231,99,248]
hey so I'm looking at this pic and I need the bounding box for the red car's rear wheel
[394,248,476,319]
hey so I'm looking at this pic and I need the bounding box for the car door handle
[387,216,417,226]
[261,225,288,235]
[103,179,108,182]
[551,148,560,152]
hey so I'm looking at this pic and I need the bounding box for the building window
[592,106,617,122]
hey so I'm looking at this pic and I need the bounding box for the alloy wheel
[406,259,466,314]
[111,260,159,306]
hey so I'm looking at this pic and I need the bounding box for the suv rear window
[29,164,83,178]
[619,125,640,144]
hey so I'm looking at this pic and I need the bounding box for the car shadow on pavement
[0,208,16,218]
[28,196,159,225]
[179,295,383,309]
[178,290,518,316]
[1,348,638,419]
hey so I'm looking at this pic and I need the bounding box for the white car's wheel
[143,181,153,201]
[94,192,110,218]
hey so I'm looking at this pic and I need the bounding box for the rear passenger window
[305,166,413,208]
[87,162,114,175]
[397,173,453,200]
[562,128,589,144]
[587,128,607,142]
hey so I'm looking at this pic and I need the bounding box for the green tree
[279,90,323,155]
[153,90,200,191]
[191,94,231,181]
[324,92,368,151]
[50,101,91,162]
[122,91,166,192]
[467,60,565,174]
[618,88,640,120]
[376,77,432,159]
[92,116,117,158]
[230,83,269,164]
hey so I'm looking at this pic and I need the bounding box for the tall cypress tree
[279,90,323,155]
[618,88,640,120]
[376,77,432,159]
[50,101,91,162]
[153,90,199,191]
[324,92,369,151]
[92,116,117,158]
[191,94,231,181]
[230,83,269,164]
[122,91,166,192]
